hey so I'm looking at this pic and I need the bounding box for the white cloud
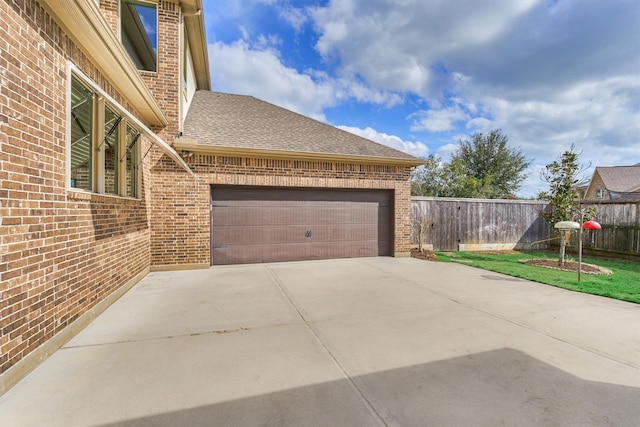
[307,0,640,196]
[208,39,405,121]
[279,6,308,32]
[208,40,334,121]
[436,143,459,159]
[410,105,469,132]
[311,0,540,99]
[479,75,640,174]
[338,125,429,158]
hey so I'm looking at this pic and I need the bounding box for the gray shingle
[596,165,640,192]
[179,91,422,163]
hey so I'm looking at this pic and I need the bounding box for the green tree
[411,154,448,197]
[451,129,530,198]
[537,144,594,226]
[441,158,482,197]
[411,155,481,197]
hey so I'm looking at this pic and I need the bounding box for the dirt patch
[520,258,612,275]
[410,248,438,261]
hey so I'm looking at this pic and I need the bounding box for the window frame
[67,67,142,199]
[120,0,159,73]
[68,76,95,191]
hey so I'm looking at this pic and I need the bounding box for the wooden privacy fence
[412,197,640,255]
[411,197,551,251]
[579,201,640,255]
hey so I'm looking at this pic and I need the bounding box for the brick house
[0,0,421,392]
[584,164,640,201]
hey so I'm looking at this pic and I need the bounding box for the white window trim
[67,63,194,188]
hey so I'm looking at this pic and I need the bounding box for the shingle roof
[594,165,640,192]
[178,91,422,164]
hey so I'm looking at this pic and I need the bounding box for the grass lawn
[436,251,640,304]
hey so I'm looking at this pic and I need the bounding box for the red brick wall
[150,155,413,267]
[0,0,152,377]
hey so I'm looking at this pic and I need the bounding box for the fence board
[580,201,640,255]
[411,197,550,251]
[412,198,640,255]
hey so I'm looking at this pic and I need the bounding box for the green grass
[435,251,640,304]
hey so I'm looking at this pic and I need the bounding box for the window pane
[183,27,188,89]
[70,76,94,190]
[121,0,157,72]
[104,107,121,195]
[126,125,139,198]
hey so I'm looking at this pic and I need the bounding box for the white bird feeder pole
[554,221,580,266]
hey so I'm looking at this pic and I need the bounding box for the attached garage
[151,90,423,269]
[210,186,392,265]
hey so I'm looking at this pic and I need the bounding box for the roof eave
[39,0,168,128]
[174,140,424,167]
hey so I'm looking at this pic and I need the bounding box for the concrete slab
[0,257,638,426]
[67,266,302,347]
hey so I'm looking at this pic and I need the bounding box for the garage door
[210,186,392,265]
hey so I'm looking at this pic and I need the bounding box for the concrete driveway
[1,257,639,426]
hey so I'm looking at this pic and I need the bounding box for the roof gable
[176,91,422,165]
[593,165,640,192]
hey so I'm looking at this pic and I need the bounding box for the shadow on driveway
[102,348,639,427]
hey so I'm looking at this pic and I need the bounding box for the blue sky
[201,0,640,197]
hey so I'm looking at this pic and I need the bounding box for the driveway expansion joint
[265,265,389,426]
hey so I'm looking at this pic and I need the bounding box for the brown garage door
[210,186,392,265]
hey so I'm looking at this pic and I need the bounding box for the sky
[201,0,640,198]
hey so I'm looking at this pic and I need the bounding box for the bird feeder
[577,220,602,282]
[582,220,602,246]
[582,221,601,229]
[554,221,580,266]
[582,221,602,245]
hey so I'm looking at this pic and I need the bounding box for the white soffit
[39,0,168,127]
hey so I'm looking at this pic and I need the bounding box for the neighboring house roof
[575,179,590,191]
[175,91,423,166]
[591,165,640,192]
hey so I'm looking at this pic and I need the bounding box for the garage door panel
[211,226,265,245]
[211,207,264,226]
[265,207,307,225]
[211,187,392,265]
[213,246,264,265]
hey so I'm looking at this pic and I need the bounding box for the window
[103,106,122,195]
[69,73,141,198]
[596,188,606,199]
[183,26,188,90]
[121,0,157,72]
[125,125,140,198]
[70,77,94,191]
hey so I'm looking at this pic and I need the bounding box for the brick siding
[0,0,153,376]
[584,172,606,200]
[150,155,413,267]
